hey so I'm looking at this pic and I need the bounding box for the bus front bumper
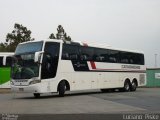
[11,84,42,93]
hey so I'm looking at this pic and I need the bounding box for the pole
[155,54,157,68]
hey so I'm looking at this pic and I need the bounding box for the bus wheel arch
[64,80,70,91]
[57,80,70,97]
[131,79,138,91]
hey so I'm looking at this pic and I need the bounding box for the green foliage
[0,43,7,52]
[49,25,72,41]
[66,36,71,41]
[49,33,56,39]
[0,23,34,52]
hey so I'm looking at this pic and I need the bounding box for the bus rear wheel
[58,81,66,97]
[34,93,40,98]
[123,80,131,92]
[131,81,137,91]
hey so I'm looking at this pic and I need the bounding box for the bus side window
[0,57,3,67]
[6,56,12,67]
[133,53,144,65]
[62,44,79,60]
[94,48,108,62]
[108,50,119,63]
[121,58,128,63]
[80,47,94,61]
[120,52,129,64]
[70,54,78,60]
[139,54,145,65]
[96,56,105,62]
[109,56,117,63]
[80,54,88,61]
[62,53,69,60]
[129,59,134,64]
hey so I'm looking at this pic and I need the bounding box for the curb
[0,88,11,93]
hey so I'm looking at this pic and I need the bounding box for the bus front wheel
[58,81,66,97]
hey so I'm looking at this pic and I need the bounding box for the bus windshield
[15,41,43,55]
[12,53,39,79]
[12,42,43,79]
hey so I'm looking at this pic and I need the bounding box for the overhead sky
[0,0,160,68]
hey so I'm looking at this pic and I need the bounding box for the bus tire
[131,80,137,91]
[34,93,40,98]
[123,80,130,92]
[58,81,66,97]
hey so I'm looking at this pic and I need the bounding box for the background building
[146,68,160,87]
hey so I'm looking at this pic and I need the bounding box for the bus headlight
[29,80,41,85]
[10,81,14,85]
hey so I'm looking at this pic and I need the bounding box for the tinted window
[44,42,60,58]
[94,48,108,62]
[120,52,144,65]
[62,44,79,60]
[61,44,145,65]
[0,57,3,67]
[108,50,119,63]
[41,42,60,79]
[80,46,94,61]
[120,52,129,64]
[6,56,12,67]
[134,53,144,65]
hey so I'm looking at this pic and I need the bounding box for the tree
[49,33,56,39]
[49,25,72,41]
[0,43,7,52]
[4,23,34,52]
[66,36,71,41]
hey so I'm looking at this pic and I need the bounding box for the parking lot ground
[0,88,160,114]
[0,88,159,114]
[0,88,160,120]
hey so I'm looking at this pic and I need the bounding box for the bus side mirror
[34,51,44,63]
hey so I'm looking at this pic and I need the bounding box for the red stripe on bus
[90,61,96,69]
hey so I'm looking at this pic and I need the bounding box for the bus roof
[74,41,144,54]
[18,39,144,54]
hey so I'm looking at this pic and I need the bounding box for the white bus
[0,52,14,88]
[11,39,146,97]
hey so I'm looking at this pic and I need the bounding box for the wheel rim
[64,85,67,91]
[125,83,130,91]
[132,82,136,90]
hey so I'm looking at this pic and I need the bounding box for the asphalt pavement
[0,88,160,120]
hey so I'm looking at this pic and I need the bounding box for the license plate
[19,88,24,91]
